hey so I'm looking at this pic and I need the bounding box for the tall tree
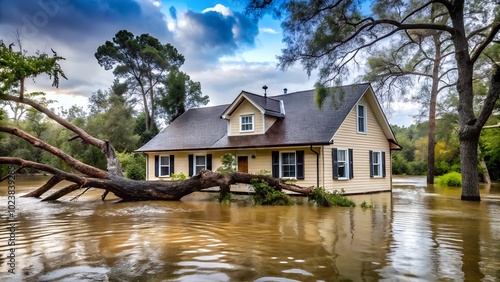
[364,3,456,184]
[246,0,500,201]
[158,70,209,123]
[95,30,184,133]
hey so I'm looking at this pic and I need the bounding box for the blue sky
[0,0,416,126]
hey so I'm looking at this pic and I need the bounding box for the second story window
[357,104,367,133]
[240,115,254,132]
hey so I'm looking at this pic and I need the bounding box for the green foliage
[218,193,232,205]
[480,115,500,181]
[216,153,236,175]
[360,201,374,210]
[436,172,462,187]
[250,179,294,206]
[308,187,356,207]
[0,41,67,95]
[117,152,146,180]
[158,70,209,123]
[170,172,187,180]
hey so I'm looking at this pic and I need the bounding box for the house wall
[322,95,392,194]
[228,100,264,135]
[146,147,322,188]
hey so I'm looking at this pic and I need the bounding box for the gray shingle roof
[136,83,371,152]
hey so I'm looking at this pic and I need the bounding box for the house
[135,83,401,194]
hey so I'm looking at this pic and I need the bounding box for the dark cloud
[0,0,171,43]
[174,6,259,65]
[169,6,177,20]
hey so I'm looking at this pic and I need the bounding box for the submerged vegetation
[436,172,462,187]
[250,179,294,206]
[308,187,356,207]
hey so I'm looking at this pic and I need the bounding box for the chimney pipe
[283,88,288,94]
[262,85,268,98]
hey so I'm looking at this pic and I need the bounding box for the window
[337,149,349,179]
[240,115,254,132]
[272,151,304,179]
[357,104,367,133]
[159,155,170,177]
[195,155,206,174]
[332,148,353,180]
[372,151,382,177]
[370,151,386,178]
[281,152,296,178]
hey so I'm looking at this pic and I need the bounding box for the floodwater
[0,175,499,281]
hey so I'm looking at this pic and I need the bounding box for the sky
[0,0,417,126]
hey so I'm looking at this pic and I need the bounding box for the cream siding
[146,147,322,187]
[264,115,278,131]
[323,95,392,194]
[228,100,263,136]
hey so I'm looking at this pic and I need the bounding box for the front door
[237,156,248,173]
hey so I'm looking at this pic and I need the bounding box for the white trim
[357,103,367,134]
[372,151,383,177]
[336,148,349,180]
[280,100,285,115]
[240,114,254,132]
[262,112,266,133]
[158,155,171,177]
[221,92,265,119]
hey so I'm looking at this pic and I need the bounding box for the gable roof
[136,83,397,152]
[221,91,284,118]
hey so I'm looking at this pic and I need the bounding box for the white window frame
[194,155,206,174]
[372,151,382,177]
[159,155,170,177]
[337,149,349,180]
[357,104,367,134]
[280,151,297,179]
[240,114,254,132]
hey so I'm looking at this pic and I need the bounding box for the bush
[117,152,146,180]
[308,187,356,207]
[250,179,294,206]
[170,172,187,180]
[436,172,462,187]
[126,162,146,180]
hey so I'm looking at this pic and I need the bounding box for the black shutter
[170,155,175,174]
[332,148,338,179]
[349,149,354,179]
[296,150,304,180]
[369,150,374,178]
[272,151,280,178]
[382,151,386,177]
[188,154,194,176]
[207,154,212,170]
[155,155,159,177]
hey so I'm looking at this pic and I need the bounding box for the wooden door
[237,156,248,173]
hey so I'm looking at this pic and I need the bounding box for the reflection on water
[0,175,499,281]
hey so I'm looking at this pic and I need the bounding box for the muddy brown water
[0,175,499,281]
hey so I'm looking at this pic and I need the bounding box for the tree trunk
[0,158,314,202]
[459,135,480,201]
[479,157,491,184]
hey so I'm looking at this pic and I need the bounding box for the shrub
[250,179,293,206]
[436,171,462,187]
[218,192,232,205]
[126,162,146,180]
[170,172,187,180]
[117,152,146,180]
[308,187,356,207]
[360,201,374,210]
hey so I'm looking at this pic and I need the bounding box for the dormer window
[240,115,254,132]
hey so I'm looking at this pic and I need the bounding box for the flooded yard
[0,175,499,281]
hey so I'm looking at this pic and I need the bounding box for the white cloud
[259,27,278,34]
[202,4,233,17]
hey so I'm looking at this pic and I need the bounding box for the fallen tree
[0,42,314,202]
[0,96,313,201]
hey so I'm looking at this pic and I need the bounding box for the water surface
[0,175,499,281]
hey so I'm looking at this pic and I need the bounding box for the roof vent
[262,85,268,97]
[283,88,287,94]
